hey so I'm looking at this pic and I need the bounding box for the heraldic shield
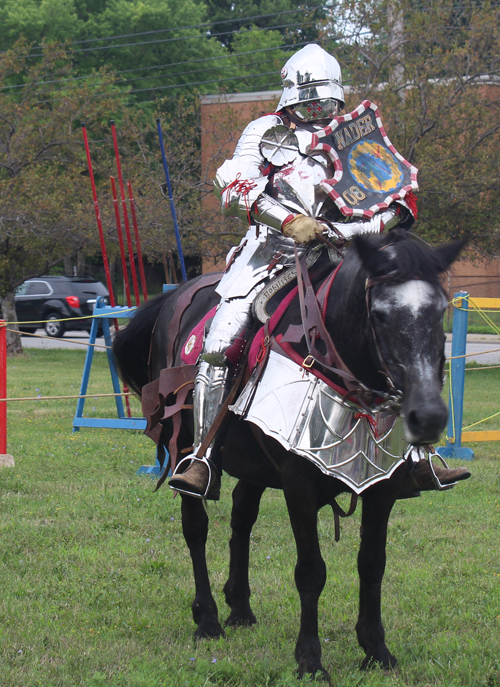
[309,100,418,218]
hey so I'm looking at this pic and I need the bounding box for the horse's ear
[352,233,392,275]
[433,238,467,272]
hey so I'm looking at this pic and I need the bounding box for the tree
[0,40,130,353]
[321,0,500,252]
[204,0,326,49]
[0,0,232,102]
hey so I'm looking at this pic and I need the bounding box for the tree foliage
[0,39,245,352]
[204,0,326,49]
[0,0,290,100]
[322,0,500,252]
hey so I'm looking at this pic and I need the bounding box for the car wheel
[44,313,65,338]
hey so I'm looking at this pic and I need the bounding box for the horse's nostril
[406,403,448,442]
[408,410,421,432]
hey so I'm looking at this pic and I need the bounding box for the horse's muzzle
[402,395,448,445]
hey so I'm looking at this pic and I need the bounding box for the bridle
[289,246,404,411]
[364,271,406,403]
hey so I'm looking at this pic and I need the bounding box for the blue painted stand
[73,285,178,477]
[73,297,146,432]
[436,291,475,461]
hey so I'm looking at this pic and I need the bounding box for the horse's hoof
[224,609,257,627]
[361,652,397,671]
[194,622,226,640]
[296,667,330,683]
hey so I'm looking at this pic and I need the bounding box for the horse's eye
[372,310,387,325]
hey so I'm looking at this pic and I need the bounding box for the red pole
[81,123,116,309]
[0,322,7,455]
[110,121,140,306]
[111,176,132,308]
[127,180,148,301]
[81,123,121,332]
[109,179,132,418]
[108,183,133,418]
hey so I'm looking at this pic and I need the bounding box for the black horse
[113,230,464,681]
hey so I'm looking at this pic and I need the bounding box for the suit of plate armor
[169,44,415,498]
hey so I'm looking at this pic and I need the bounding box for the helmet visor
[289,98,340,122]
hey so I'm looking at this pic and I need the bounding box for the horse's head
[352,229,466,445]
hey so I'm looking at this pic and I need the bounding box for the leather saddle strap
[166,272,221,368]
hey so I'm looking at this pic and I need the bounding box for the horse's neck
[326,262,384,391]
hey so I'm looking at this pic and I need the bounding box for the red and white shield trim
[308,100,418,219]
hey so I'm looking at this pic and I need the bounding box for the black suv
[15,276,110,337]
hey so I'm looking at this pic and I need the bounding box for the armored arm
[323,196,416,242]
[214,115,296,232]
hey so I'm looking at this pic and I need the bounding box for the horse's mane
[352,229,454,286]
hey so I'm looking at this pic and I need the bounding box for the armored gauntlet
[282,214,326,244]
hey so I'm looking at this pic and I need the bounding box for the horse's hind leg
[224,480,265,627]
[356,487,397,670]
[181,494,225,639]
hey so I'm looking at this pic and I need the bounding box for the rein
[287,246,403,410]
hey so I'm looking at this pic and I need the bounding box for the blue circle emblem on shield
[348,140,403,194]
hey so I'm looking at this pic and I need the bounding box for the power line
[22,7,317,52]
[5,33,368,105]
[9,2,494,58]
[34,69,282,105]
[47,57,284,95]
[130,70,282,96]
[1,41,298,92]
[27,20,316,59]
[1,30,369,96]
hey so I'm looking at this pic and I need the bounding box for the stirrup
[168,455,220,500]
[427,450,457,491]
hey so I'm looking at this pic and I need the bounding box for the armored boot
[168,359,231,499]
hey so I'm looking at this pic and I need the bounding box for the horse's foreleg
[224,480,265,627]
[356,488,397,670]
[181,494,225,639]
[284,479,329,682]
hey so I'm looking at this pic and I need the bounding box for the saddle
[141,248,340,484]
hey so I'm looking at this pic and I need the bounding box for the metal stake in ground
[156,118,187,282]
[0,321,15,467]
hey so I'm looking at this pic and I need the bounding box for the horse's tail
[112,291,172,397]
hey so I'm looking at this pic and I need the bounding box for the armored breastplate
[271,156,335,217]
[261,124,335,218]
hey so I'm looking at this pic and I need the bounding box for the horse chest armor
[231,350,411,493]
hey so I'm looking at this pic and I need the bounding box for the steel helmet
[277,44,345,121]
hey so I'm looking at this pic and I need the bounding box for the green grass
[444,308,500,335]
[1,350,499,686]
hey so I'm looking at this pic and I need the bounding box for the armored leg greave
[191,360,232,456]
[169,289,259,498]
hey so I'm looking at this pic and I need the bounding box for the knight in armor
[168,44,470,499]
